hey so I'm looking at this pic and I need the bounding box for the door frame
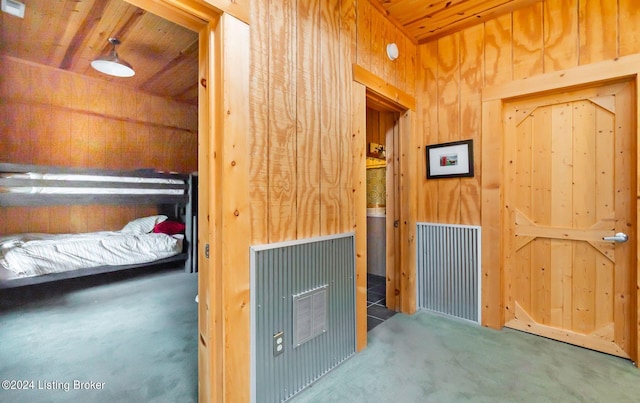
[352,64,417,352]
[481,53,640,366]
[125,0,250,400]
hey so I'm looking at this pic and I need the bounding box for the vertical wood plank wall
[249,0,416,246]
[415,0,640,327]
[366,107,396,161]
[0,56,198,234]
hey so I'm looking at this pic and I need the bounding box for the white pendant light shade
[91,38,135,78]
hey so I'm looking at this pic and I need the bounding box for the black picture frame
[425,139,474,179]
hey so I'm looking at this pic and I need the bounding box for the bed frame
[0,162,198,289]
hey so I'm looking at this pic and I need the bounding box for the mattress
[0,231,183,278]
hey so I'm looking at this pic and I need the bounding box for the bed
[0,162,197,289]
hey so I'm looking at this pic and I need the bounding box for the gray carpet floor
[0,265,198,403]
[291,310,640,403]
[4,269,640,403]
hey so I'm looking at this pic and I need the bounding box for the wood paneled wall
[416,0,640,336]
[415,0,640,226]
[0,56,198,234]
[366,107,397,160]
[366,108,384,146]
[249,0,415,245]
[356,0,416,94]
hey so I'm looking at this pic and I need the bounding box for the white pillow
[121,215,168,234]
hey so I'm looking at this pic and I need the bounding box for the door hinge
[205,244,210,259]
[394,220,400,228]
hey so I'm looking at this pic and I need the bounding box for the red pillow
[153,220,186,235]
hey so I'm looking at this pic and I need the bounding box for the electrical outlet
[273,331,284,357]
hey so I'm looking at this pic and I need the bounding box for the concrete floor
[291,310,640,403]
[0,265,197,403]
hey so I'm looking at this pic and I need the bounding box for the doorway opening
[365,106,396,330]
[364,103,401,331]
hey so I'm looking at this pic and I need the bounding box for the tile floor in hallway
[366,274,397,331]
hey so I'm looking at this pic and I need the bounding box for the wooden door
[503,81,635,358]
[384,111,400,311]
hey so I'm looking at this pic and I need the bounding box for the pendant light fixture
[91,37,135,78]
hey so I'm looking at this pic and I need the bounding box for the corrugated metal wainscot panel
[250,233,356,403]
[416,223,481,323]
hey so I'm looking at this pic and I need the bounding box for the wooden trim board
[353,64,416,111]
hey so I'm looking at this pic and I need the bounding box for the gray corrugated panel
[251,233,356,403]
[416,223,481,323]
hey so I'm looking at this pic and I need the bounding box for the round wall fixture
[386,43,399,61]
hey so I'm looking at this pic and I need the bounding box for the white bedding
[0,231,183,278]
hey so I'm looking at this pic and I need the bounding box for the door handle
[602,232,628,243]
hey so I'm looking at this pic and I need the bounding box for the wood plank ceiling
[373,0,542,43]
[0,0,542,105]
[0,0,199,105]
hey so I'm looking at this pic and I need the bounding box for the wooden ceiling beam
[59,1,109,70]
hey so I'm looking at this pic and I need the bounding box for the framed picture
[425,139,474,179]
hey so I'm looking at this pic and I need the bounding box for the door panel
[503,81,635,358]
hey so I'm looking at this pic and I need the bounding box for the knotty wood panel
[218,14,251,401]
[571,101,596,333]
[502,84,634,359]
[352,82,368,351]
[529,105,553,325]
[385,111,399,310]
[196,20,215,403]
[0,56,197,234]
